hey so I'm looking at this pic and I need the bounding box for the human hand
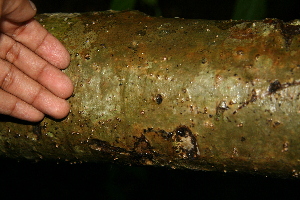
[0,0,73,122]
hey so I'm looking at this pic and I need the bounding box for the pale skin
[0,0,73,122]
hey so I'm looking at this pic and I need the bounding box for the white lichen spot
[219,101,228,109]
[204,121,214,129]
[282,141,289,152]
[132,40,139,46]
[180,136,194,151]
[145,160,153,165]
[262,27,271,37]
[290,20,300,26]
[292,169,299,178]
[232,147,239,157]
[237,123,243,127]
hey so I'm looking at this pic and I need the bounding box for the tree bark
[1,10,300,178]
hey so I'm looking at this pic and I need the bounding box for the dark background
[1,0,300,199]
[32,0,300,21]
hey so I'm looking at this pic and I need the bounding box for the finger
[0,33,73,99]
[0,89,44,122]
[0,0,70,69]
[0,60,71,119]
[0,19,70,69]
[0,0,36,22]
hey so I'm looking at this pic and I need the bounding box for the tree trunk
[1,10,300,178]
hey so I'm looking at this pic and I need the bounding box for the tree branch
[1,11,300,178]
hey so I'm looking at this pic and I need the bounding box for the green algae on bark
[1,11,300,178]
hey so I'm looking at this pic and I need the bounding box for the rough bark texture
[1,11,300,178]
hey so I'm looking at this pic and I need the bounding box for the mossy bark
[1,11,300,178]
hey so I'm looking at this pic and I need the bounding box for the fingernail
[29,0,37,11]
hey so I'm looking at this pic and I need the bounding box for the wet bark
[1,11,300,178]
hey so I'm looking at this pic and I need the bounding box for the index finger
[0,0,69,68]
[1,19,70,69]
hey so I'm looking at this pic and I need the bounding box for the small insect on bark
[155,94,163,105]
